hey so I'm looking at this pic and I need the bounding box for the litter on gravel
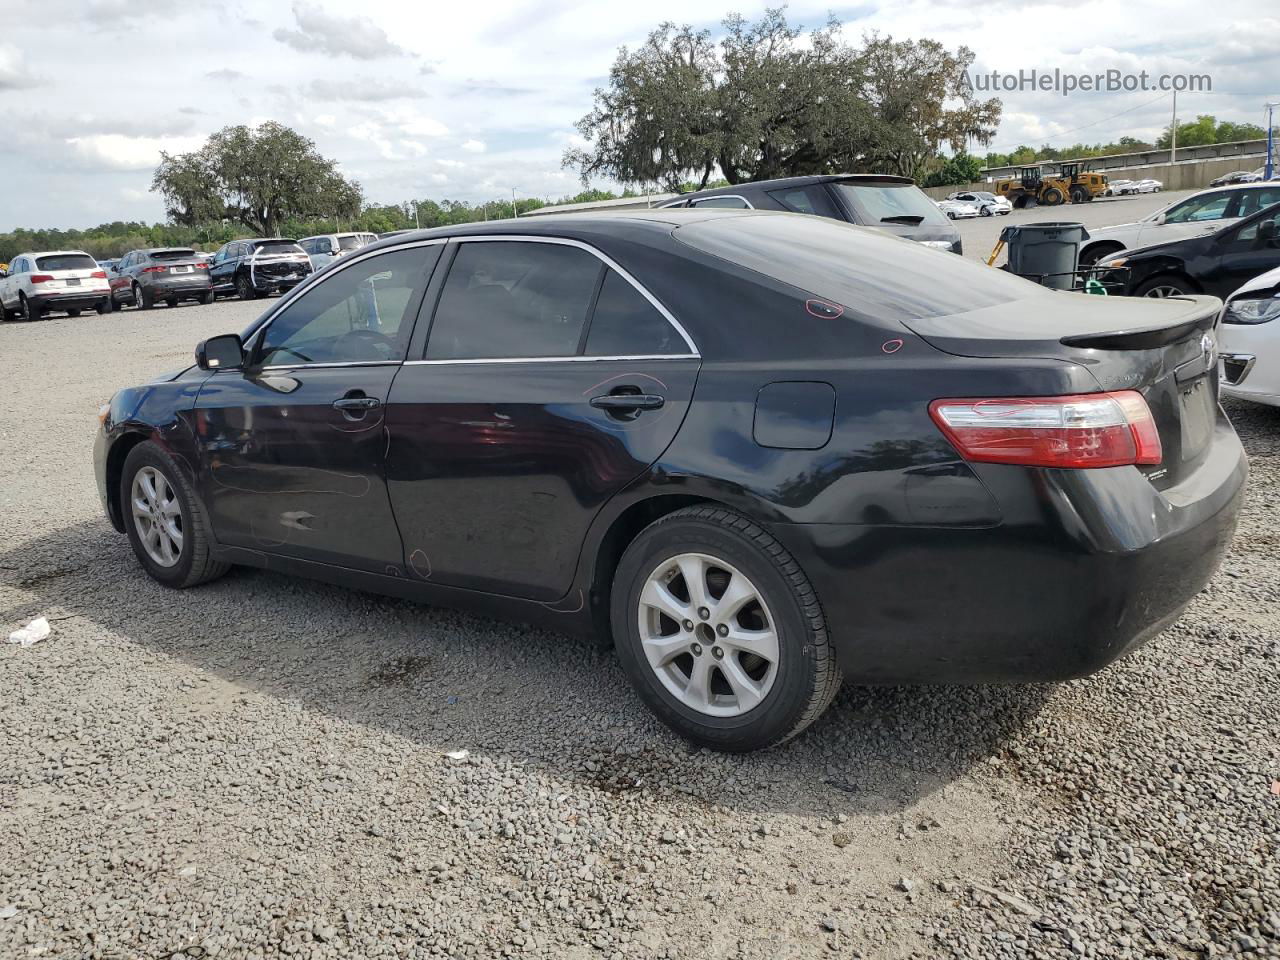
[7,617,50,647]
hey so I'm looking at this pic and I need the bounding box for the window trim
[248,237,450,371]
[408,234,699,364]
[688,195,754,210]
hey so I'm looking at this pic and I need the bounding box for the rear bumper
[769,418,1246,683]
[143,276,212,298]
[30,289,109,310]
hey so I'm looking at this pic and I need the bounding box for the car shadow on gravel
[2,519,1053,818]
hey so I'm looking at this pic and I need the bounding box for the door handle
[589,393,665,412]
[332,395,380,419]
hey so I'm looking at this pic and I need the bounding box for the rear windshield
[151,249,196,261]
[673,213,1042,322]
[253,241,304,256]
[36,254,97,271]
[337,235,364,251]
[831,182,951,227]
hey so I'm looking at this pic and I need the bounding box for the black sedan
[1102,201,1280,298]
[94,211,1245,751]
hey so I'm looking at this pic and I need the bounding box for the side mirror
[1259,220,1278,242]
[196,333,245,371]
[1153,212,1166,225]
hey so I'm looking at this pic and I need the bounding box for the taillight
[928,391,1162,468]
[195,262,209,269]
[29,274,53,283]
[91,270,107,279]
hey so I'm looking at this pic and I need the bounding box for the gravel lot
[2,262,1278,959]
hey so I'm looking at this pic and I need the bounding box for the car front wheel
[121,441,230,589]
[1135,274,1196,298]
[611,506,842,751]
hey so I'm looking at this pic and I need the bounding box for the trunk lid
[904,293,1222,489]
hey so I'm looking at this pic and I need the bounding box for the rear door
[384,236,701,601]
[1205,205,1280,299]
[193,242,442,572]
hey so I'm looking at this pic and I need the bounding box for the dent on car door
[385,238,701,602]
[192,243,442,572]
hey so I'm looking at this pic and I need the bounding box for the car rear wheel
[1135,274,1197,298]
[199,290,214,305]
[1079,242,1124,268]
[611,505,842,751]
[134,283,153,310]
[166,297,178,308]
[66,308,81,318]
[96,297,113,315]
[121,441,230,589]
[236,274,257,300]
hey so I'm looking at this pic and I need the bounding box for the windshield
[831,182,951,226]
[35,254,97,271]
[151,249,197,261]
[254,241,305,256]
[337,235,364,251]
[674,213,1040,324]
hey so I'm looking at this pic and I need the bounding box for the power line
[984,91,1173,152]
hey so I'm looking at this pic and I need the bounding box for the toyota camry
[94,210,1246,751]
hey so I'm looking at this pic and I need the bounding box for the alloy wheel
[1143,285,1186,298]
[131,466,183,567]
[637,552,779,717]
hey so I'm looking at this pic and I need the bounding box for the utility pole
[1170,90,1178,164]
[413,201,420,230]
[1266,102,1279,181]
[512,188,518,218]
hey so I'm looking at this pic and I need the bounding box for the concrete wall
[980,139,1269,179]
[922,154,1270,201]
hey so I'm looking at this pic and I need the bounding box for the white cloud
[64,134,205,171]
[313,114,336,127]
[0,44,39,91]
[430,173,448,184]
[273,2,406,60]
[461,138,486,153]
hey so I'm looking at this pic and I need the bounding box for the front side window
[1236,189,1280,218]
[1163,193,1231,224]
[1233,208,1280,244]
[426,241,601,360]
[256,246,438,366]
[584,270,683,356]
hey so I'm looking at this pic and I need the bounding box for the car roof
[670,173,914,201]
[16,249,94,258]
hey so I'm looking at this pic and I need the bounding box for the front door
[1206,206,1280,299]
[193,242,442,572]
[385,238,700,602]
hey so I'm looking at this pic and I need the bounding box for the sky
[0,0,1275,230]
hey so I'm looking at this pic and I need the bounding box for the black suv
[209,238,312,300]
[660,174,963,253]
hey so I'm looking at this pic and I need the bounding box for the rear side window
[766,186,839,219]
[35,254,97,271]
[1237,189,1280,218]
[426,242,601,360]
[691,196,751,209]
[584,270,682,356]
[675,214,1038,322]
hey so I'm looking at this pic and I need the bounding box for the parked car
[935,198,980,220]
[1105,179,1136,196]
[97,258,119,273]
[1218,263,1280,406]
[658,174,963,253]
[209,238,312,300]
[299,232,379,272]
[106,248,213,311]
[947,190,1011,216]
[1099,200,1280,298]
[1133,179,1163,194]
[94,210,1244,750]
[1079,182,1280,266]
[1210,170,1259,187]
[0,250,109,320]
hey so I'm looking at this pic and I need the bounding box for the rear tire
[166,297,178,308]
[19,294,40,322]
[236,274,257,300]
[1041,187,1065,205]
[134,284,153,310]
[121,441,230,589]
[96,297,113,315]
[610,505,842,752]
[1134,274,1197,298]
[1069,186,1087,204]
[199,290,214,305]
[1079,242,1124,268]
[66,308,81,318]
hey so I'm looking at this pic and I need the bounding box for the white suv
[298,232,378,271]
[0,250,111,320]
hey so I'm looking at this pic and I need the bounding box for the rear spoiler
[1059,296,1219,350]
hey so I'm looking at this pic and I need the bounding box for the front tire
[1134,274,1196,298]
[19,294,41,321]
[121,441,230,589]
[611,506,842,752]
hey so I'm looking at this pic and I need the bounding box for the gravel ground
[1,283,1278,960]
